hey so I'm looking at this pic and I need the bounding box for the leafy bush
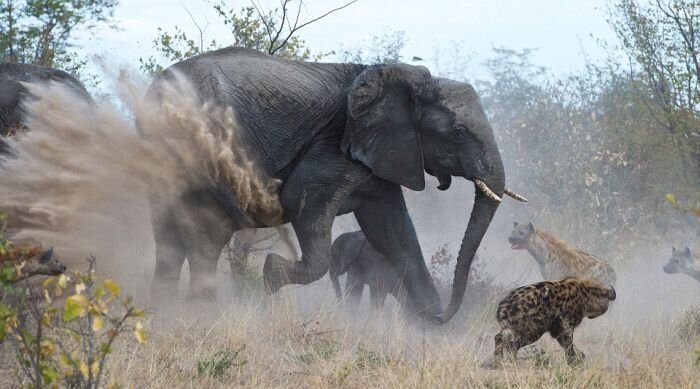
[0,214,149,388]
[330,345,390,385]
[287,339,339,365]
[7,257,148,388]
[196,347,247,380]
[428,243,502,309]
[477,47,699,261]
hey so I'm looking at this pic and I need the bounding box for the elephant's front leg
[354,183,442,320]
[263,146,367,293]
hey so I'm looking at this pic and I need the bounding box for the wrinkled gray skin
[146,47,506,324]
[0,63,91,155]
[330,231,410,312]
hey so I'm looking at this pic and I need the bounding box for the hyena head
[22,247,67,276]
[508,221,536,250]
[663,246,694,275]
[583,280,616,319]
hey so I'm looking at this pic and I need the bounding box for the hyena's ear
[513,221,519,228]
[672,246,677,253]
[527,222,535,234]
[684,246,692,256]
[39,247,54,264]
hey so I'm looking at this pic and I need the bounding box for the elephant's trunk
[437,166,504,324]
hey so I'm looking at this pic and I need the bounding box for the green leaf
[63,294,89,321]
[103,279,120,296]
[92,315,104,332]
[41,365,59,384]
[134,321,147,344]
[665,193,677,205]
[94,286,105,301]
[100,342,113,355]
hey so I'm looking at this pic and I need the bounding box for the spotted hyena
[663,246,699,282]
[0,246,67,283]
[494,277,616,367]
[508,221,617,285]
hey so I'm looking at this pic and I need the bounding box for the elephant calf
[330,231,409,312]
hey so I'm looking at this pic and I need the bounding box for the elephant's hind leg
[180,191,237,304]
[150,206,187,308]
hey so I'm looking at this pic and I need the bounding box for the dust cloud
[0,68,281,294]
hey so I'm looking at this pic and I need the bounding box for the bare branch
[292,0,358,32]
[182,5,209,53]
[269,0,359,56]
[267,0,291,54]
[251,0,274,47]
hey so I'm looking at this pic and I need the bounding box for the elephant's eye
[453,125,467,143]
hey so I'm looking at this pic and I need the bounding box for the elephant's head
[341,64,526,323]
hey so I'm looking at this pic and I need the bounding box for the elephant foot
[150,279,179,308]
[263,253,294,294]
[264,253,330,294]
[187,272,216,295]
[186,288,217,305]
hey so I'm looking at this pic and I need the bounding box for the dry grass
[0,283,689,389]
[0,252,698,388]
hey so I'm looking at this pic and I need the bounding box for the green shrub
[196,347,247,380]
[677,306,700,341]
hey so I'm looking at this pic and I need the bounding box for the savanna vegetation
[0,0,699,387]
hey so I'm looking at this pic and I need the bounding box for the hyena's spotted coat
[494,277,616,366]
[0,246,66,283]
[508,222,617,285]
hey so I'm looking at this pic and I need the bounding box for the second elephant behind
[330,231,411,313]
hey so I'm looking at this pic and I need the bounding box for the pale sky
[75,0,620,80]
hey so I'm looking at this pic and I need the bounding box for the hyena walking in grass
[0,246,66,283]
[663,246,699,282]
[508,222,616,285]
[493,277,616,367]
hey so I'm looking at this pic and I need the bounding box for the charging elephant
[0,63,92,238]
[0,63,91,137]
[330,231,410,312]
[144,47,526,324]
[0,63,91,155]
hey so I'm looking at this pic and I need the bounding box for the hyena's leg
[494,328,522,366]
[494,331,505,367]
[551,321,584,365]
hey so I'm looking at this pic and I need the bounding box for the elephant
[144,47,526,323]
[0,63,92,137]
[330,231,409,312]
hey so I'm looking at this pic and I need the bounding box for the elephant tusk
[504,188,528,202]
[474,179,501,202]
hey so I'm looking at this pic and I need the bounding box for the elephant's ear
[342,64,432,191]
